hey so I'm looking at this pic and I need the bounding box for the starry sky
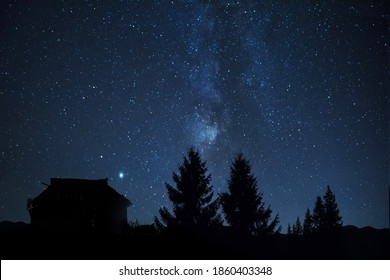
[1,0,389,230]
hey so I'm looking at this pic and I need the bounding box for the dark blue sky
[1,0,389,230]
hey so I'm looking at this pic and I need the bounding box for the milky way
[0,1,389,230]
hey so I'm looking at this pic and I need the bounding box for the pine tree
[303,208,314,234]
[323,186,342,231]
[312,196,325,232]
[220,153,279,235]
[154,147,221,230]
[293,216,303,235]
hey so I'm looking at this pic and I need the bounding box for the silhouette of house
[28,178,131,234]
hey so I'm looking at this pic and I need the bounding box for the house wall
[30,201,96,231]
[95,200,128,234]
[29,179,130,234]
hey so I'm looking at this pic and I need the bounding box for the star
[0,1,387,230]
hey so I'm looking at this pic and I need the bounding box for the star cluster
[0,1,389,229]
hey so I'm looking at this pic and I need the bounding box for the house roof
[31,178,131,208]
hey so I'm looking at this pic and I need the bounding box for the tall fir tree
[323,186,342,231]
[312,196,325,232]
[154,147,221,230]
[293,216,303,235]
[303,208,314,234]
[220,153,280,235]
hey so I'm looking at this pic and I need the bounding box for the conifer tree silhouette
[312,196,325,232]
[220,153,280,235]
[323,186,342,231]
[303,208,314,234]
[293,216,303,235]
[310,187,342,233]
[154,147,221,230]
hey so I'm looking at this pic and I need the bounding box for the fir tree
[154,147,222,230]
[220,153,279,235]
[310,187,343,233]
[303,208,314,234]
[312,196,325,232]
[293,216,303,235]
[323,186,342,231]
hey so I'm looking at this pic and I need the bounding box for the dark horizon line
[0,219,389,231]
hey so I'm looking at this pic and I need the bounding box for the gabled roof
[31,178,131,208]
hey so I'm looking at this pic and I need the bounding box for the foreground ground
[1,222,389,259]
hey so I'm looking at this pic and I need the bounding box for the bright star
[119,172,124,179]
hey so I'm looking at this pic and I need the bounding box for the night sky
[1,1,389,230]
